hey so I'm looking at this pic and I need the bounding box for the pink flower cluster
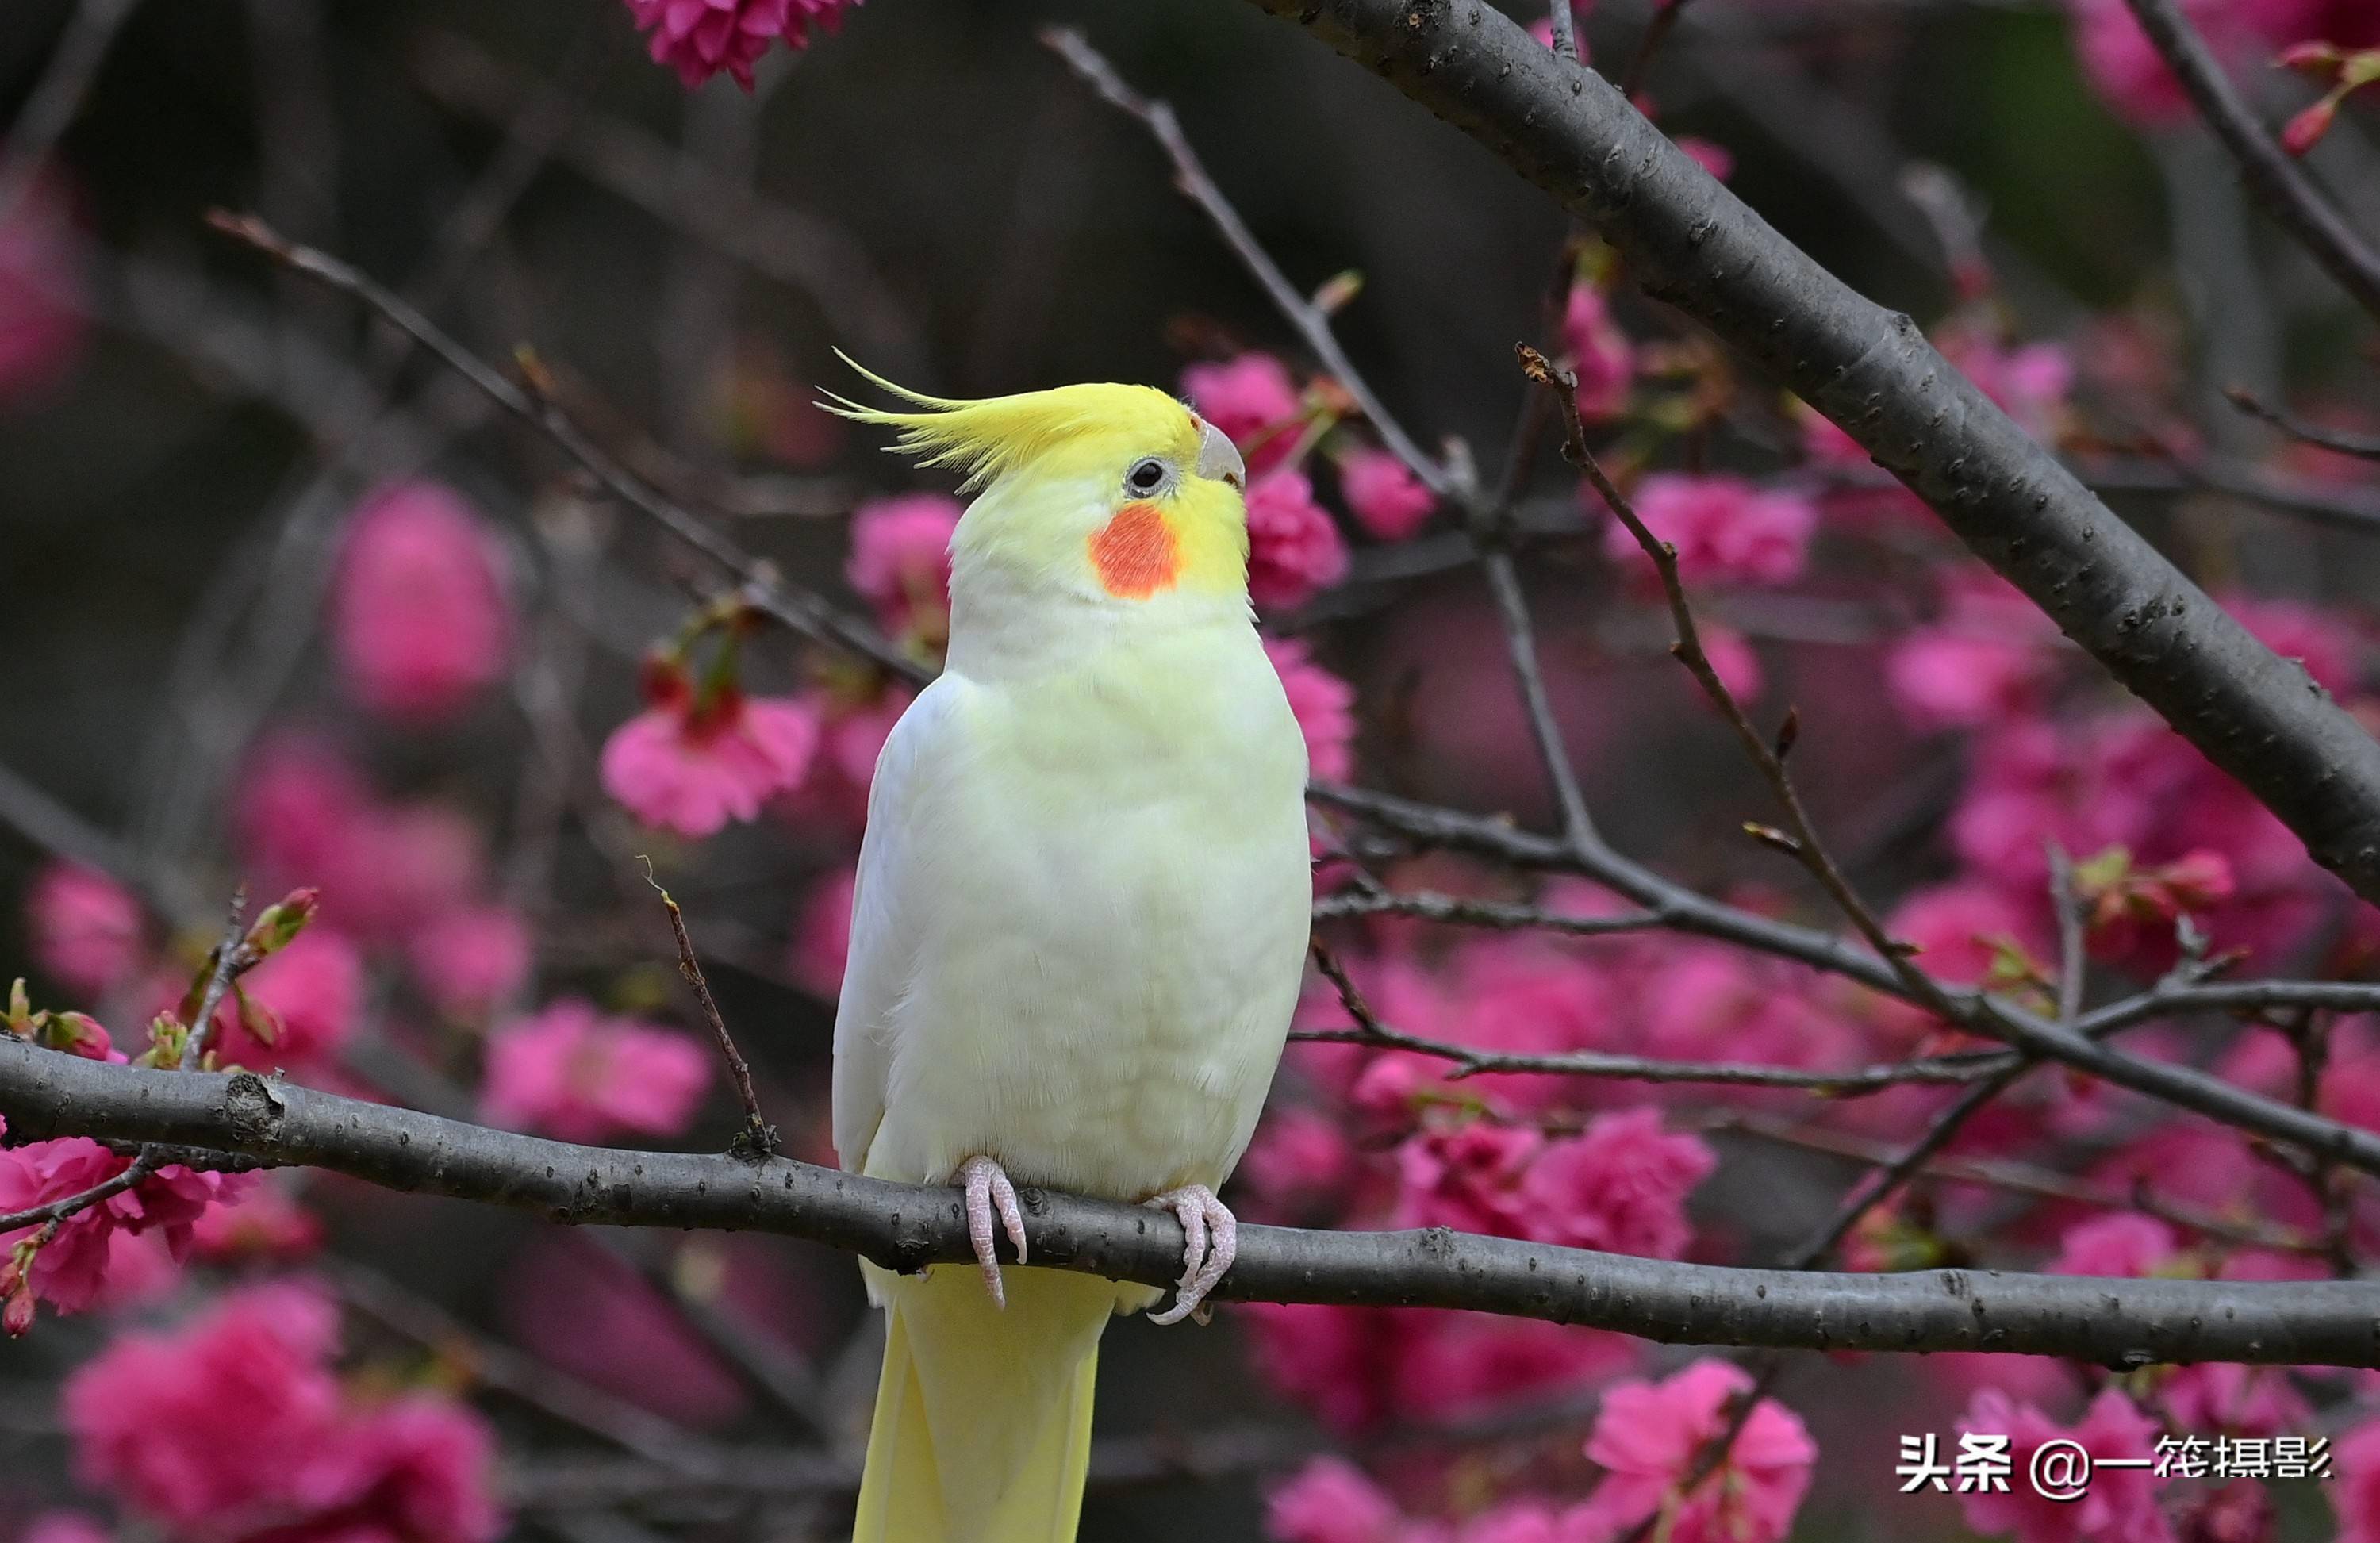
[26,862,144,996]
[63,1282,502,1543]
[2065,0,2380,128]
[329,482,510,725]
[624,0,859,90]
[846,492,960,651]
[480,996,712,1143]
[1388,1108,1714,1260]
[1265,1359,1814,1543]
[600,654,820,839]
[0,1115,255,1329]
[1601,473,1817,590]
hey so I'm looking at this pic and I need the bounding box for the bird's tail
[852,1261,1123,1543]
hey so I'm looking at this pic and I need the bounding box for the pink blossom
[235,737,486,943]
[188,1177,324,1264]
[62,1282,502,1543]
[2067,0,2249,125]
[26,861,144,996]
[624,0,857,90]
[1184,352,1305,473]
[207,927,364,1073]
[1957,1387,2172,1543]
[1675,136,1735,180]
[1265,635,1359,780]
[1699,622,1764,701]
[789,863,856,998]
[2332,1417,2380,1543]
[1561,284,1635,421]
[0,1124,252,1319]
[1888,570,2064,730]
[846,493,960,645]
[2154,1358,2309,1437]
[1238,1106,1358,1221]
[2223,592,2364,697]
[1602,473,1816,589]
[1390,1121,1542,1236]
[0,173,84,407]
[1246,470,1351,609]
[482,998,712,1142]
[2047,1212,2182,1276]
[18,1514,109,1543]
[1391,1314,1637,1426]
[1939,328,2075,444]
[1265,1457,1407,1543]
[1338,443,1438,541]
[1519,1107,1716,1258]
[330,482,509,724]
[1579,1359,1817,1543]
[405,904,533,1019]
[601,665,820,838]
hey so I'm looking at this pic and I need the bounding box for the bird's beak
[1195,418,1246,492]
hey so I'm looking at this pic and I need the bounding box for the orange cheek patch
[1089,502,1181,599]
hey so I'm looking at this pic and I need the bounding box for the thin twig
[2117,0,2380,324]
[0,0,142,225]
[1040,26,1449,495]
[2225,387,2380,464]
[1546,0,1580,62]
[201,212,927,686]
[0,1146,160,1234]
[643,865,777,1161]
[1620,0,1700,98]
[179,887,251,1070]
[1479,547,1599,849]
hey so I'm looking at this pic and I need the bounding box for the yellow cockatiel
[823,365,1313,1543]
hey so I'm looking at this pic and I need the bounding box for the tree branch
[5,1042,2378,1368]
[2117,0,2380,324]
[1231,0,2380,907]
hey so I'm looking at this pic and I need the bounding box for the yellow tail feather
[851,1263,1118,1543]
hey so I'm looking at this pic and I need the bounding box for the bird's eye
[1125,458,1171,496]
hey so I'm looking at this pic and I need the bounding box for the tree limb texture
[1231,0,2380,906]
[5,1042,2377,1368]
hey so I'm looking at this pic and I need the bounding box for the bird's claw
[958,1155,1028,1308]
[1144,1184,1235,1326]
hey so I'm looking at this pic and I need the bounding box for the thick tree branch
[4,1042,2378,1368]
[2117,0,2380,324]
[1233,0,2380,906]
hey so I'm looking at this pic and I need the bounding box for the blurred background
[2,0,2379,1538]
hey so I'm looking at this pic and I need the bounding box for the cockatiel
[823,363,1313,1543]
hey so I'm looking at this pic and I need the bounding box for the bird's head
[823,358,1250,620]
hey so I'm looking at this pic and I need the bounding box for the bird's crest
[820,353,1196,493]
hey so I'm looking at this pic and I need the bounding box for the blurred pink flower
[846,493,960,645]
[63,1282,501,1543]
[1246,470,1351,610]
[406,904,533,1019]
[1579,1359,1817,1543]
[1699,622,1764,702]
[2046,1212,2182,1277]
[1520,1107,1715,1258]
[330,482,509,724]
[482,998,712,1142]
[624,0,857,89]
[26,861,144,996]
[2066,0,2317,126]
[1265,1457,1407,1543]
[1561,284,1634,422]
[2223,592,2364,697]
[1265,635,1358,781]
[0,1124,251,1320]
[207,927,365,1073]
[601,663,820,838]
[236,737,486,943]
[1184,352,1305,473]
[1888,570,2064,731]
[1238,1105,1359,1221]
[1338,444,1437,541]
[187,1177,324,1264]
[1603,473,1815,589]
[18,1514,108,1543]
[1675,137,1735,181]
[1390,1122,1542,1236]
[1957,1387,2171,1543]
[788,863,856,999]
[1939,328,2075,444]
[2334,1417,2380,1543]
[0,173,84,407]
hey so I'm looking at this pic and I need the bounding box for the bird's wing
[830,676,964,1174]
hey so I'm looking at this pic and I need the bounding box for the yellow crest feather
[820,351,1198,493]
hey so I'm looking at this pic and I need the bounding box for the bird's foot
[957,1155,1028,1308]
[1144,1184,1235,1326]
